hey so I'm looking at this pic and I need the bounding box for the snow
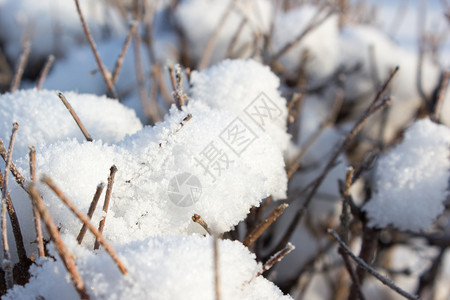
[0,89,142,159]
[8,100,286,251]
[364,118,450,232]
[4,234,292,300]
[0,0,126,65]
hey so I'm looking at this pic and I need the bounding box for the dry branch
[28,184,89,299]
[41,176,127,275]
[192,214,211,234]
[10,42,31,93]
[213,233,221,300]
[0,140,26,190]
[328,229,419,300]
[57,92,93,142]
[77,183,105,244]
[112,22,138,85]
[243,203,288,248]
[73,0,117,99]
[1,123,19,288]
[199,1,234,70]
[94,166,117,250]
[259,242,294,276]
[29,146,44,258]
[36,55,55,90]
[274,67,399,254]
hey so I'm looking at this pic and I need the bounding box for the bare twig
[243,203,288,248]
[258,242,295,276]
[431,71,449,122]
[213,233,221,300]
[416,0,428,108]
[28,184,89,299]
[77,183,105,244]
[41,176,127,275]
[1,123,19,288]
[339,166,354,244]
[198,1,234,70]
[94,166,117,250]
[112,22,138,85]
[29,146,45,258]
[192,214,211,234]
[275,67,399,254]
[10,42,31,93]
[0,140,26,190]
[287,89,344,179]
[57,92,93,142]
[73,0,117,99]
[168,65,187,110]
[36,55,55,90]
[328,229,419,300]
[226,19,247,58]
[416,247,446,297]
[153,64,173,108]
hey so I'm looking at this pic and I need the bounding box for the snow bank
[0,89,142,159]
[364,118,450,232]
[4,234,291,300]
[190,59,290,151]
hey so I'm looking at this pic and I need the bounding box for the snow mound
[4,235,291,300]
[364,118,450,232]
[0,89,142,159]
[10,101,287,249]
[190,59,290,151]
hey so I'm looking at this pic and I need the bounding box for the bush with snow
[364,118,450,232]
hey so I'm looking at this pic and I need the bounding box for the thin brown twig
[57,92,93,142]
[28,184,90,299]
[10,42,31,93]
[192,214,211,234]
[41,176,127,275]
[198,1,234,70]
[275,68,399,254]
[73,0,117,99]
[226,19,247,58]
[94,166,117,250]
[0,140,26,190]
[258,242,294,276]
[77,183,105,244]
[328,229,419,300]
[243,203,288,248]
[168,64,187,110]
[112,22,138,85]
[213,233,221,300]
[1,123,19,288]
[36,55,55,90]
[29,146,45,258]
[287,89,344,179]
[431,71,449,122]
[153,64,173,108]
